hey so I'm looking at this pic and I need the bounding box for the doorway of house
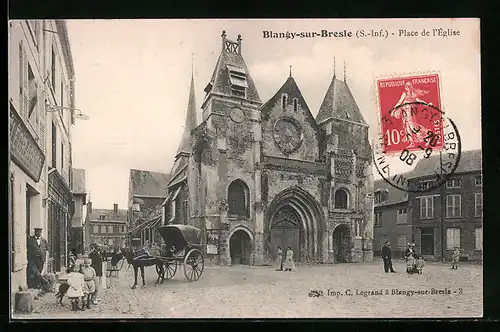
[420,227,435,256]
[229,230,252,265]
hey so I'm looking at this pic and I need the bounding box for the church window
[293,98,298,112]
[334,189,349,209]
[282,94,287,110]
[227,65,247,98]
[228,179,250,218]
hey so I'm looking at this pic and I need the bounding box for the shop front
[9,106,46,291]
[47,169,73,273]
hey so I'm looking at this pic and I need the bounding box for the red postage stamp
[377,74,444,155]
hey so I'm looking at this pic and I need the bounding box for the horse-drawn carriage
[125,224,205,288]
[154,224,205,282]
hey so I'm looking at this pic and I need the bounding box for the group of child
[66,251,98,312]
[405,243,462,274]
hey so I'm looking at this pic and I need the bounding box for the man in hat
[88,243,103,304]
[381,241,396,273]
[27,228,49,288]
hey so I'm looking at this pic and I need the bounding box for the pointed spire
[344,61,347,83]
[175,69,198,159]
[289,65,292,77]
[333,57,336,78]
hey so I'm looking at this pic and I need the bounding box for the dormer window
[374,189,389,204]
[293,98,298,112]
[99,215,106,220]
[227,65,247,98]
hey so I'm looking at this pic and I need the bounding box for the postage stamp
[377,74,443,155]
[373,73,462,193]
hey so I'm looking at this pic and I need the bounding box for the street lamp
[45,102,90,121]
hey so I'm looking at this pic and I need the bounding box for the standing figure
[26,228,49,288]
[404,243,417,274]
[392,81,433,149]
[283,246,295,272]
[451,247,460,270]
[416,255,425,274]
[68,248,77,272]
[66,264,85,311]
[275,246,283,271]
[381,241,396,273]
[88,244,103,304]
[81,257,96,309]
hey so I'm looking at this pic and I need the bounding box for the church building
[163,31,375,265]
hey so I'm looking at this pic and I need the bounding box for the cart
[154,224,205,282]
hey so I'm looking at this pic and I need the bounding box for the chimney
[114,203,118,215]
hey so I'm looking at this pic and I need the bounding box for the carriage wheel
[164,260,177,280]
[183,249,204,282]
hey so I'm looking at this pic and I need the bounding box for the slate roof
[374,178,409,208]
[316,76,367,125]
[129,169,170,197]
[88,208,127,222]
[260,75,320,132]
[71,168,86,194]
[176,72,198,158]
[202,33,261,106]
[409,149,482,179]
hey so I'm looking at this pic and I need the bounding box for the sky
[67,19,481,209]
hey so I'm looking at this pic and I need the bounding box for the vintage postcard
[8,18,481,319]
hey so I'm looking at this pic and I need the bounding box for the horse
[121,247,166,289]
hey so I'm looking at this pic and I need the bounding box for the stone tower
[189,31,263,265]
[316,68,374,263]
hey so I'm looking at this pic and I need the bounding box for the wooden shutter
[38,87,45,152]
[19,42,27,119]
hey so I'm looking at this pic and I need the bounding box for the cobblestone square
[13,259,482,319]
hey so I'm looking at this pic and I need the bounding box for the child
[81,257,96,309]
[406,253,416,274]
[66,263,85,311]
[416,255,425,274]
[452,247,460,270]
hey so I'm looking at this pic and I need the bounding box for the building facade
[127,169,170,246]
[373,179,410,259]
[87,203,128,248]
[162,32,375,266]
[70,168,87,253]
[409,149,482,261]
[9,20,76,291]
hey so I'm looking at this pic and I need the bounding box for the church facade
[163,31,375,265]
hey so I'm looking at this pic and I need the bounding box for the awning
[168,175,187,189]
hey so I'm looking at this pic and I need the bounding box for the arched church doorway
[269,206,303,263]
[332,224,351,263]
[229,230,252,265]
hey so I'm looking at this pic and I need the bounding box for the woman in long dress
[275,247,283,271]
[283,247,296,271]
[392,81,433,149]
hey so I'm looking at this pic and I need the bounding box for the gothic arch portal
[228,225,254,265]
[265,186,325,263]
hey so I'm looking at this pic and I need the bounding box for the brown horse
[121,247,166,289]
